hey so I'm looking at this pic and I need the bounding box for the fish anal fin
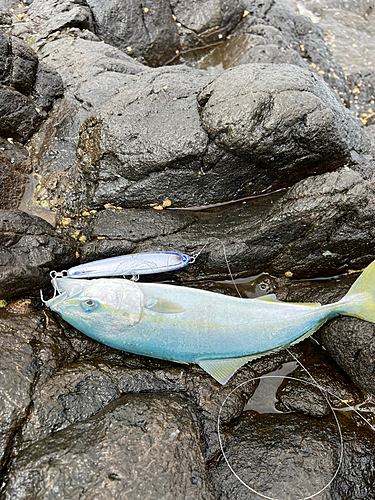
[197,316,330,385]
[254,294,321,307]
[145,298,186,314]
[253,294,279,302]
[197,355,258,385]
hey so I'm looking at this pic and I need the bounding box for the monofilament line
[217,375,344,500]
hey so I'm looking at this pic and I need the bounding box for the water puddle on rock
[244,361,298,413]
[276,0,375,73]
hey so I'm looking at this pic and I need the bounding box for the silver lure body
[66,252,191,278]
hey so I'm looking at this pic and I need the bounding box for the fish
[46,260,375,385]
[66,251,191,278]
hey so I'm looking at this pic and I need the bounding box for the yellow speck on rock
[153,205,164,211]
[61,217,71,226]
[75,251,80,259]
[126,46,132,52]
[79,235,86,243]
[82,211,90,217]
[7,138,14,144]
[162,199,172,208]
[144,7,148,13]
[243,10,249,17]
[285,271,293,278]
[218,34,223,39]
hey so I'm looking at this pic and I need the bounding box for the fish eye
[81,299,99,312]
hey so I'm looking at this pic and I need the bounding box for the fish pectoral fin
[144,298,186,314]
[197,355,258,385]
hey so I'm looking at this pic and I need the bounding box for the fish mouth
[46,291,68,310]
[45,278,84,310]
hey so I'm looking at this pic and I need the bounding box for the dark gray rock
[347,69,375,125]
[3,393,214,500]
[26,35,145,213]
[30,62,64,118]
[0,85,41,142]
[68,66,212,213]
[211,411,375,500]
[198,63,363,188]
[0,34,38,95]
[195,24,307,72]
[87,0,180,67]
[77,168,375,282]
[170,0,246,49]
[262,1,349,97]
[0,34,63,142]
[0,309,76,473]
[321,317,375,395]
[0,137,32,209]
[0,210,77,299]
[28,0,95,36]
[60,63,365,214]
[275,362,361,417]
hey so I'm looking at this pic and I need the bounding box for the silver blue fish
[66,251,191,278]
[46,260,375,384]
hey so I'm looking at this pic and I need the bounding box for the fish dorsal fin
[197,355,259,385]
[145,298,186,314]
[253,294,279,302]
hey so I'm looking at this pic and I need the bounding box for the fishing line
[190,237,242,298]
[217,374,344,500]
[216,259,375,498]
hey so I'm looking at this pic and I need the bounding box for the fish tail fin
[340,260,375,323]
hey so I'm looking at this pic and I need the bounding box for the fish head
[46,277,144,339]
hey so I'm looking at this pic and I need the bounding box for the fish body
[46,260,375,384]
[66,252,191,278]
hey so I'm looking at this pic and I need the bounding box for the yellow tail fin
[341,260,375,323]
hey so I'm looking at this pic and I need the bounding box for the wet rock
[26,34,145,211]
[170,0,246,49]
[196,24,306,72]
[211,411,375,500]
[28,0,95,37]
[61,62,365,214]
[190,1,348,100]
[77,167,375,282]
[67,66,212,212]
[321,317,375,395]
[77,207,197,262]
[275,361,361,418]
[0,34,63,142]
[0,137,32,209]
[0,210,77,299]
[262,1,349,97]
[30,62,64,119]
[347,69,375,126]
[0,309,76,472]
[0,35,38,94]
[3,393,214,500]
[198,63,363,189]
[0,86,41,143]
[86,0,179,67]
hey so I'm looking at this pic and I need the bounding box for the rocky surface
[0,138,32,210]
[0,34,63,142]
[54,62,366,215]
[0,210,76,299]
[1,0,375,498]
